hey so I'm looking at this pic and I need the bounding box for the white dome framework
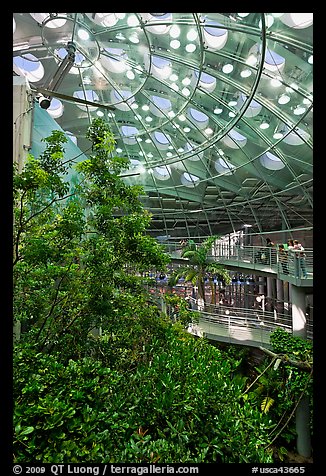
[13,12,313,239]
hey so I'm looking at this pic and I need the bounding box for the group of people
[274,239,308,278]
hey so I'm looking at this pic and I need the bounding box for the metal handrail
[161,242,313,280]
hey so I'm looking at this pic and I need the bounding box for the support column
[290,284,311,458]
[266,277,273,298]
[295,397,311,458]
[276,279,284,314]
[283,281,290,317]
[259,277,265,295]
[291,284,307,338]
[13,76,33,344]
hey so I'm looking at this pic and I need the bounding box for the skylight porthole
[153,165,171,180]
[110,89,135,111]
[184,142,204,161]
[279,13,313,29]
[192,70,216,92]
[202,21,228,50]
[259,151,285,170]
[264,48,285,72]
[151,131,171,150]
[86,13,119,27]
[73,90,99,111]
[222,129,247,149]
[181,172,200,187]
[47,98,64,118]
[13,54,45,82]
[282,127,310,145]
[238,93,262,117]
[187,108,209,130]
[214,157,235,175]
[101,48,128,73]
[150,95,172,118]
[144,54,172,80]
[120,125,139,145]
[141,13,172,34]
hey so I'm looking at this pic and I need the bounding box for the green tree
[13,118,170,356]
[168,236,231,305]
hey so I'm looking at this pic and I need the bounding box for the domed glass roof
[13,13,313,239]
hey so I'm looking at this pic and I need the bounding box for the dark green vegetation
[13,119,313,463]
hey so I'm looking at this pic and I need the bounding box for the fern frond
[261,396,274,413]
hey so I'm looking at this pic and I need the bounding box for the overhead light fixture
[187,29,198,41]
[303,96,312,105]
[182,87,190,96]
[273,131,284,139]
[170,40,180,49]
[259,121,270,130]
[293,106,306,115]
[270,77,282,87]
[222,64,234,74]
[77,29,90,41]
[127,15,139,27]
[182,77,191,86]
[278,94,290,105]
[126,70,135,80]
[185,44,196,53]
[240,69,252,78]
[246,54,257,66]
[169,25,180,38]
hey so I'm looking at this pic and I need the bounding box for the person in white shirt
[293,239,307,278]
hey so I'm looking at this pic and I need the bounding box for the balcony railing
[162,242,313,281]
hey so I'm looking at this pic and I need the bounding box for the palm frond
[206,263,231,284]
[167,266,192,286]
[181,250,202,265]
[184,268,199,283]
[201,235,220,253]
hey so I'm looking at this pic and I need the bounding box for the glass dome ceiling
[13,13,313,240]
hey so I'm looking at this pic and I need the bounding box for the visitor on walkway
[266,237,275,247]
[293,239,308,278]
[266,237,276,265]
[278,244,289,274]
[286,239,296,275]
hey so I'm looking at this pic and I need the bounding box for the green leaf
[19,426,35,436]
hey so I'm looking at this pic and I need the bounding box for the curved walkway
[164,242,313,287]
[185,298,297,349]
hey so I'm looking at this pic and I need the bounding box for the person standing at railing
[278,244,289,274]
[266,237,276,265]
[287,239,296,276]
[293,239,308,278]
[266,237,275,247]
